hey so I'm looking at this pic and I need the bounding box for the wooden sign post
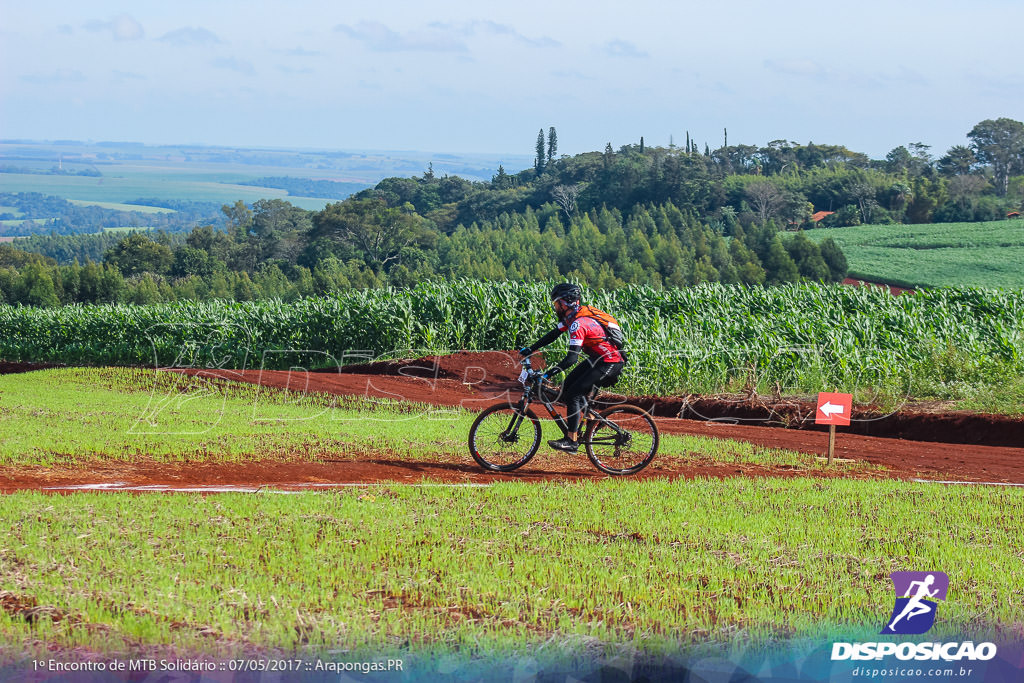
[815,392,852,465]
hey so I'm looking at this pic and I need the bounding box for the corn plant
[0,280,1021,400]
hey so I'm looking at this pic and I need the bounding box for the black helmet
[550,283,582,305]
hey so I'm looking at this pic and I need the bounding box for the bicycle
[467,357,659,475]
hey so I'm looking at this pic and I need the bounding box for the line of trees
[0,197,846,306]
[0,164,101,177]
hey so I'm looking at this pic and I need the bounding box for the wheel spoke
[585,406,658,475]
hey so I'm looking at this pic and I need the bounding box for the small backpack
[575,305,629,364]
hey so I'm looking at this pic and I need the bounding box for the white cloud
[551,70,594,81]
[84,14,144,41]
[764,59,930,90]
[159,27,223,47]
[211,57,255,76]
[20,69,86,84]
[602,40,647,58]
[277,65,313,75]
[428,20,560,48]
[334,21,468,52]
[112,70,146,81]
[763,59,829,79]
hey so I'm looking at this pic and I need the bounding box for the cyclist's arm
[547,346,580,377]
[547,321,585,376]
[521,326,562,355]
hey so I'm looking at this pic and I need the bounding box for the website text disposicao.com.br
[852,665,980,679]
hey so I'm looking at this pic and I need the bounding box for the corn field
[1,280,1021,398]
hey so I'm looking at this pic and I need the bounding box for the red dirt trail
[842,277,915,295]
[1,353,1022,490]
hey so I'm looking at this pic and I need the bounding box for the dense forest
[1,117,1021,306]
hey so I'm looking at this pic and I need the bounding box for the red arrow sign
[816,392,852,426]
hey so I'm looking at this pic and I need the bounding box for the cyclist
[518,283,625,453]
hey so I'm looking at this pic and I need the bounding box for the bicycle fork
[501,401,530,442]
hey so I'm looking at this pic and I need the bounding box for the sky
[1,0,1022,161]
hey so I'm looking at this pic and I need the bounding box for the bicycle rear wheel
[584,405,659,475]
[468,404,542,472]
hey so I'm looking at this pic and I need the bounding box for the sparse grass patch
[0,368,836,470]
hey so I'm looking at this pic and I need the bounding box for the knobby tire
[468,404,542,472]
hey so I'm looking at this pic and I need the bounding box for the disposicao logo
[831,570,998,663]
[882,571,948,635]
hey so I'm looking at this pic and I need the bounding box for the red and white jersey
[557,315,624,363]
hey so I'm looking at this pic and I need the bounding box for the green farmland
[0,171,329,210]
[66,199,176,214]
[0,140,531,218]
[806,220,1024,289]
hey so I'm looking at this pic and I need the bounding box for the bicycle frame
[513,358,616,439]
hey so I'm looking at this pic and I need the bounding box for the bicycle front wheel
[585,405,659,475]
[468,404,542,472]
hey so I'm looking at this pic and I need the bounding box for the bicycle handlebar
[518,357,547,388]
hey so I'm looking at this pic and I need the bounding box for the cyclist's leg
[559,363,591,438]
[572,362,624,436]
[561,361,612,437]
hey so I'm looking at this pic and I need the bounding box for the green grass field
[806,221,1024,289]
[0,480,1020,661]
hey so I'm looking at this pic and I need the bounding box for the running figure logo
[882,571,949,635]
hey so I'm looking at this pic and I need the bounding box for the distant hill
[0,140,533,232]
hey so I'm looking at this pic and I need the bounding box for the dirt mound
[334,350,526,383]
[0,361,62,375]
[5,351,1021,490]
